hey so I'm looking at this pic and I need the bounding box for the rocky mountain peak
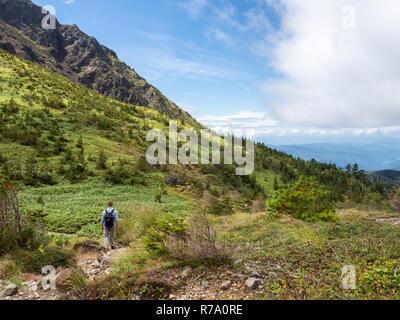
[0,0,198,125]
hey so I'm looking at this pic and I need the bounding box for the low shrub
[142,212,186,253]
[0,225,39,253]
[0,260,22,280]
[204,192,234,215]
[12,246,75,273]
[164,212,230,263]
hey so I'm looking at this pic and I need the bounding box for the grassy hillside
[0,48,265,236]
[210,210,400,300]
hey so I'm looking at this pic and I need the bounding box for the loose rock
[98,255,111,266]
[3,283,18,296]
[245,278,261,290]
[220,280,232,290]
[55,268,73,288]
[181,266,192,278]
[267,264,283,271]
[250,271,262,278]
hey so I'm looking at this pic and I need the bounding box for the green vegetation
[254,144,392,206]
[0,48,399,300]
[216,211,400,300]
[19,178,193,236]
[268,176,339,222]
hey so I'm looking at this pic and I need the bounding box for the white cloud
[178,0,208,19]
[212,4,272,34]
[205,27,235,47]
[64,0,74,4]
[262,0,400,129]
[199,111,278,136]
[198,110,400,138]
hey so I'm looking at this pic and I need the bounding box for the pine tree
[96,150,107,170]
[274,177,279,190]
[23,153,37,186]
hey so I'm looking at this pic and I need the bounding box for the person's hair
[108,200,113,207]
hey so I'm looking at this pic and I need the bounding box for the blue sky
[33,0,277,116]
[32,0,400,144]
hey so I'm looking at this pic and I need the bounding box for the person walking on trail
[101,200,118,250]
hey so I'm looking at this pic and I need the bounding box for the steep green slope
[0,49,265,235]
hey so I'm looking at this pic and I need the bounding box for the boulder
[112,248,129,256]
[3,283,18,297]
[165,176,185,187]
[220,280,232,290]
[245,278,261,290]
[98,255,111,266]
[250,271,262,278]
[55,268,73,288]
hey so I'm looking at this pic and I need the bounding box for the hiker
[101,200,118,250]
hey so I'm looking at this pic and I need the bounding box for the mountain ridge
[0,0,199,126]
[368,170,400,185]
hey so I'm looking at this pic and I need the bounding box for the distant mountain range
[268,142,400,171]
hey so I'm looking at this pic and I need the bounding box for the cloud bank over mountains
[183,0,400,136]
[264,0,400,129]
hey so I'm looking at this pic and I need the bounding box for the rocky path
[161,263,284,300]
[375,217,400,225]
[0,241,129,300]
[1,240,306,300]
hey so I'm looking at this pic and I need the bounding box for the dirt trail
[1,240,285,301]
[375,217,400,225]
[0,241,130,301]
